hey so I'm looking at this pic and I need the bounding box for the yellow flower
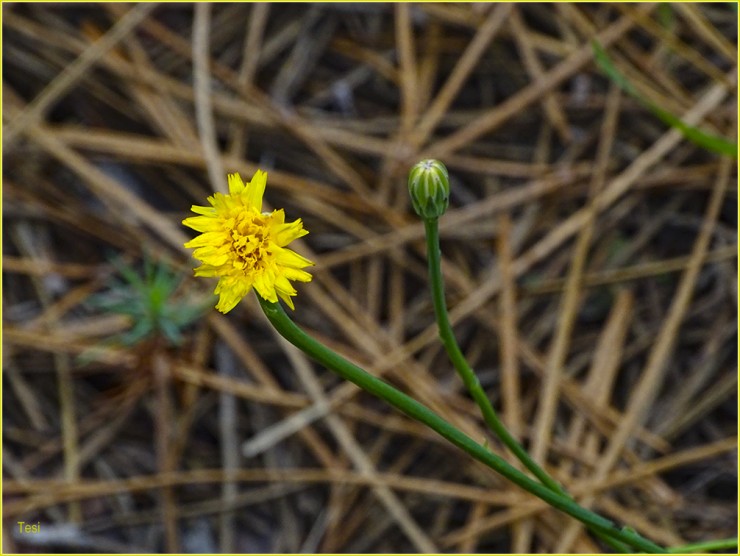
[183,170,313,313]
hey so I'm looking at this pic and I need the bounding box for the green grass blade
[592,40,737,158]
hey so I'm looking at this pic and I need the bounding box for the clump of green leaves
[88,254,211,347]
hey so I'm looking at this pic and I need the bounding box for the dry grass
[3,3,737,553]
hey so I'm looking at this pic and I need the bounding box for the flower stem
[423,217,565,493]
[257,294,667,554]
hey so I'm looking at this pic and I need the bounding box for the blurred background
[2,3,737,553]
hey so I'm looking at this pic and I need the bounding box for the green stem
[424,217,632,553]
[424,218,629,553]
[423,218,564,493]
[257,294,667,554]
[667,538,738,554]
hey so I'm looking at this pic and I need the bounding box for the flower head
[408,159,450,219]
[183,170,313,313]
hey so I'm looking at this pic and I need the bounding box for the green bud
[408,159,450,219]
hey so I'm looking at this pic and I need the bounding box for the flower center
[228,211,273,272]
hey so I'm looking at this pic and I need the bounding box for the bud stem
[423,217,565,493]
[422,217,644,553]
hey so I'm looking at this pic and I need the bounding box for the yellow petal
[216,290,241,313]
[193,264,219,277]
[184,231,228,248]
[276,248,314,269]
[253,271,277,303]
[214,277,253,313]
[228,173,245,196]
[273,219,308,246]
[278,290,296,310]
[194,249,230,267]
[275,274,297,297]
[244,169,267,211]
[281,266,313,282]
[190,204,216,216]
[183,215,220,232]
[271,209,285,225]
[210,192,229,211]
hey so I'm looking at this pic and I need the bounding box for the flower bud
[408,159,450,219]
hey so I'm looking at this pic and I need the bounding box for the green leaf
[112,256,146,292]
[165,303,208,328]
[159,319,184,346]
[592,40,737,158]
[119,319,154,346]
